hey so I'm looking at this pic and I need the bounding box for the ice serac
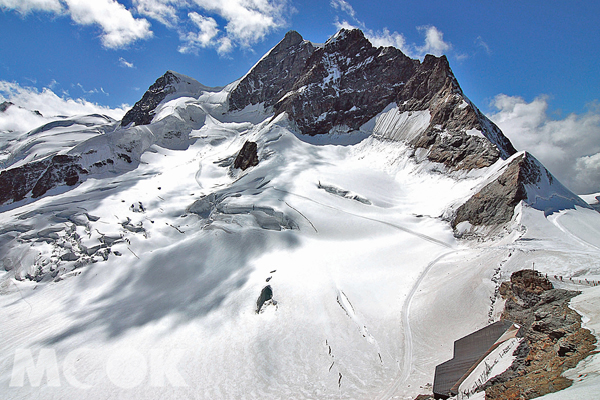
[452,152,591,229]
[229,30,315,111]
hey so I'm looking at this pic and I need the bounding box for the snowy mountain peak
[228,30,315,111]
[453,151,591,233]
[120,70,212,127]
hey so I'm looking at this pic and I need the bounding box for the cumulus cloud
[416,25,451,57]
[1,0,152,49]
[2,0,292,54]
[0,0,62,14]
[133,0,179,27]
[488,94,600,195]
[179,12,221,53]
[63,0,153,49]
[362,27,410,54]
[330,0,355,19]
[191,0,289,49]
[0,81,128,134]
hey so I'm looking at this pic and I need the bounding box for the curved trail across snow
[271,186,458,399]
[376,251,456,400]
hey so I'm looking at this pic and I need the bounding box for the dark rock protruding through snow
[234,141,259,170]
[256,285,273,313]
[121,71,182,127]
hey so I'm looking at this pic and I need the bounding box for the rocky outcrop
[401,55,516,169]
[121,71,182,127]
[483,270,596,400]
[250,28,517,171]
[0,155,87,204]
[452,153,540,228]
[0,101,13,112]
[229,30,315,111]
[452,152,590,229]
[256,285,273,313]
[233,141,259,170]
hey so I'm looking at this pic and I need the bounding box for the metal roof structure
[433,320,519,399]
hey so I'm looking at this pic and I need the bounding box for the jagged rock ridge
[229,30,315,111]
[121,71,182,127]
[452,152,591,230]
[229,28,516,171]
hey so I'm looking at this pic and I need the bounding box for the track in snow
[548,213,600,251]
[271,186,457,399]
[376,251,456,400]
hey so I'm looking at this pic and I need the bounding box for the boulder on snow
[256,285,274,313]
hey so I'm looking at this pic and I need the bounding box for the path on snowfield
[272,186,458,399]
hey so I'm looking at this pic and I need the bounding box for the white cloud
[63,0,153,49]
[179,12,220,53]
[133,0,179,27]
[119,57,135,68]
[2,0,292,54]
[330,0,355,19]
[0,81,128,134]
[1,0,152,49]
[174,0,290,54]
[416,25,451,57]
[191,0,288,48]
[475,36,491,55]
[361,27,410,55]
[0,0,62,14]
[488,94,600,195]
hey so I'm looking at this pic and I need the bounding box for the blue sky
[1,0,600,194]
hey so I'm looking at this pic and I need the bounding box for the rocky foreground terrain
[485,270,596,399]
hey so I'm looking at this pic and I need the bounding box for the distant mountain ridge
[0,28,590,230]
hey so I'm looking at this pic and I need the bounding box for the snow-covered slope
[1,29,599,400]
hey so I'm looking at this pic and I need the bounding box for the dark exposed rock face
[484,270,596,400]
[0,155,87,204]
[256,285,273,313]
[229,30,315,111]
[401,55,516,169]
[452,153,542,228]
[229,28,516,171]
[121,71,182,127]
[274,29,418,136]
[234,141,259,170]
[0,101,13,112]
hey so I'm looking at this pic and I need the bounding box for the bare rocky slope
[484,270,596,399]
